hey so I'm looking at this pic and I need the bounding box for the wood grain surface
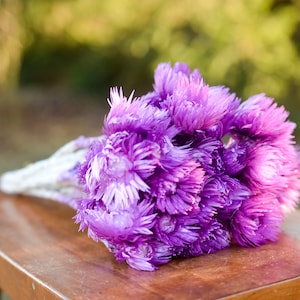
[0,192,299,299]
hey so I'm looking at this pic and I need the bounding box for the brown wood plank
[0,192,299,299]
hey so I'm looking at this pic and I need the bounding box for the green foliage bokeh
[1,0,300,137]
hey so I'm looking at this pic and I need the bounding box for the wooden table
[0,192,299,300]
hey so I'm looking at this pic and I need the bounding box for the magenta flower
[273,145,300,214]
[279,176,300,214]
[154,213,200,247]
[231,193,283,247]
[225,137,300,216]
[243,143,288,191]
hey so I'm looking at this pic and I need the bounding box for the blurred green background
[0,0,300,172]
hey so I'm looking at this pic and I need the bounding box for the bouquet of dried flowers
[1,62,299,271]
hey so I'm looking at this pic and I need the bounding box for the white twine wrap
[0,136,99,209]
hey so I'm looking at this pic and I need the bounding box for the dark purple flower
[192,137,225,175]
[149,155,205,214]
[222,138,252,176]
[154,212,200,247]
[148,241,174,266]
[199,175,250,223]
[182,220,230,257]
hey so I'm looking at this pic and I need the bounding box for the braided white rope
[0,136,100,209]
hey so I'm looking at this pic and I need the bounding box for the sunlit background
[1,0,300,173]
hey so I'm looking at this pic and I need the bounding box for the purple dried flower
[192,137,225,175]
[226,137,300,215]
[148,241,174,266]
[276,148,300,214]
[163,74,239,135]
[199,175,250,222]
[113,238,175,271]
[222,138,252,176]
[153,62,194,101]
[82,131,165,211]
[279,169,300,214]
[77,136,107,186]
[154,212,200,247]
[149,159,204,215]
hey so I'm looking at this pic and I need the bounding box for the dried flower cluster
[75,62,300,271]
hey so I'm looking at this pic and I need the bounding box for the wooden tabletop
[0,192,299,300]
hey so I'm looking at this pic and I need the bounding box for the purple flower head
[279,168,300,215]
[149,145,205,214]
[222,138,253,176]
[276,146,300,214]
[112,238,175,271]
[143,62,202,107]
[81,131,164,212]
[75,199,156,244]
[104,87,173,141]
[148,241,174,266]
[154,212,201,247]
[153,62,194,100]
[199,175,250,223]
[164,76,239,135]
[77,136,107,186]
[115,239,157,271]
[241,142,300,209]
